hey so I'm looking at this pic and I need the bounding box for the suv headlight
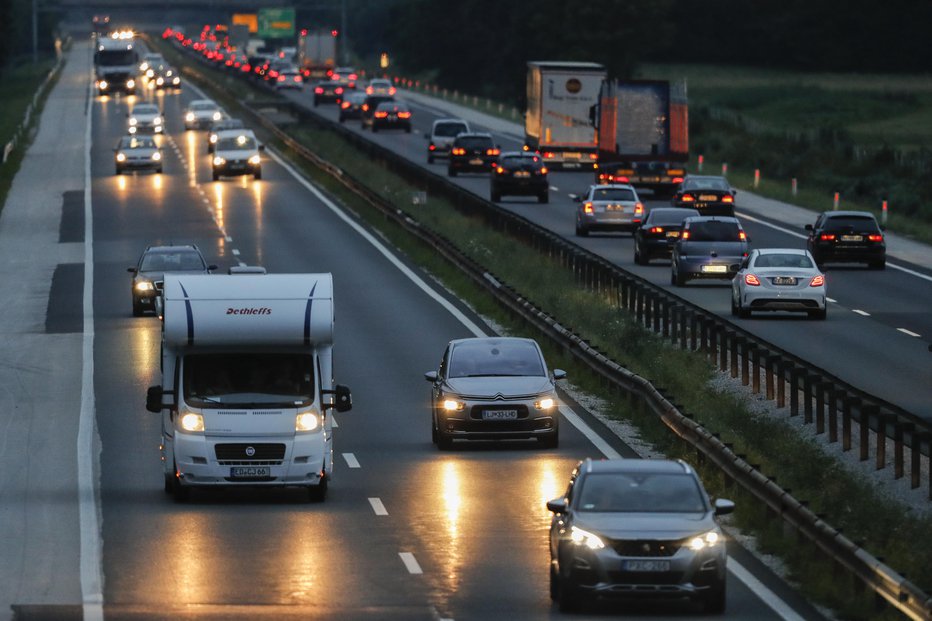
[295,410,321,432]
[115,152,126,162]
[534,395,556,410]
[153,116,163,125]
[570,526,605,550]
[687,530,722,551]
[151,152,161,161]
[185,112,195,122]
[129,117,138,126]
[212,111,222,121]
[135,280,155,291]
[179,411,205,432]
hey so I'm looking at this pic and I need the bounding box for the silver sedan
[574,184,645,236]
[731,248,827,319]
[424,337,565,449]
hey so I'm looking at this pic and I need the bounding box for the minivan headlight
[443,399,465,412]
[248,154,261,165]
[535,396,556,410]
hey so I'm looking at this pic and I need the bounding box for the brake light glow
[341,101,351,109]
[540,167,548,175]
[649,226,664,234]
[722,195,734,203]
[809,275,825,287]
[634,202,644,214]
[680,194,695,202]
[583,202,594,214]
[398,111,412,119]
[451,148,466,155]
[374,111,388,118]
[820,234,835,241]
[868,234,883,242]
[542,151,555,159]
[487,148,500,156]
[588,153,598,160]
[496,166,505,174]
[315,86,324,94]
[672,177,684,184]
[681,231,690,240]
[336,87,344,94]
[744,274,761,286]
[739,231,747,240]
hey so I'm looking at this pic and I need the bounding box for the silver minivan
[427,118,470,163]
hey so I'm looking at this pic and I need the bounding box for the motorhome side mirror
[553,369,566,381]
[207,264,218,272]
[424,371,438,382]
[146,385,164,413]
[333,384,352,412]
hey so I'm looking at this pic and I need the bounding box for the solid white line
[342,452,360,468]
[559,405,620,459]
[399,552,423,575]
[853,309,871,316]
[80,67,104,621]
[897,328,921,338]
[266,149,488,338]
[368,497,388,516]
[728,559,806,621]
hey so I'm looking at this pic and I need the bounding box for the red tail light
[487,148,500,156]
[588,153,598,160]
[294,76,302,82]
[539,167,548,175]
[820,234,835,241]
[744,274,761,286]
[398,111,412,119]
[738,231,747,240]
[809,275,825,287]
[341,101,350,109]
[615,176,629,183]
[326,69,334,77]
[269,70,279,78]
[496,166,505,174]
[671,176,684,184]
[366,86,373,94]
[315,87,324,94]
[649,226,664,234]
[428,144,436,151]
[543,151,555,159]
[389,87,396,95]
[451,147,466,156]
[374,111,388,118]
[277,75,285,81]
[241,64,251,72]
[868,234,883,242]
[722,195,734,203]
[680,194,695,202]
[335,87,344,95]
[681,231,690,240]
[634,202,644,215]
[583,202,594,214]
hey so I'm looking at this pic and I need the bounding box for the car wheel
[575,222,588,237]
[405,126,411,134]
[307,474,328,502]
[549,564,559,601]
[730,293,739,316]
[558,574,581,613]
[212,171,220,181]
[701,580,727,614]
[427,154,434,164]
[115,167,122,175]
[163,472,173,494]
[170,464,189,502]
[313,99,319,107]
[156,167,163,174]
[339,115,345,123]
[538,192,549,204]
[634,246,647,265]
[372,125,378,133]
[254,169,262,180]
[673,264,687,286]
[436,430,453,451]
[809,307,827,320]
[132,297,144,317]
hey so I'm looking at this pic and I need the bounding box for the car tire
[307,474,328,502]
[163,472,173,494]
[557,575,581,613]
[156,167,163,174]
[673,264,687,286]
[405,126,411,134]
[170,464,189,503]
[809,307,827,320]
[115,167,122,175]
[427,154,434,164]
[538,192,549,204]
[132,297,144,317]
[730,293,739,316]
[372,125,378,133]
[254,169,262,180]
[634,246,647,265]
[549,564,559,601]
[575,222,588,237]
[436,431,453,451]
[701,580,727,614]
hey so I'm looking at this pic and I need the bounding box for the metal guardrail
[168,47,932,619]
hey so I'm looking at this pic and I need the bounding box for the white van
[146,273,353,502]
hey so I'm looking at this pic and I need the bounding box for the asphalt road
[0,39,830,620]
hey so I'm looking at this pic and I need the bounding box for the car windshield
[216,135,257,150]
[684,178,729,191]
[591,188,636,202]
[686,221,742,242]
[183,353,314,408]
[123,137,156,149]
[192,102,217,111]
[457,137,493,149]
[648,210,695,225]
[140,251,205,272]
[133,105,158,114]
[577,472,707,513]
[823,216,879,232]
[449,340,545,378]
[435,123,468,137]
[754,253,813,268]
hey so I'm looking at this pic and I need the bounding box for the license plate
[563,152,581,159]
[230,466,270,479]
[699,194,719,201]
[666,231,680,238]
[388,115,397,120]
[483,409,518,420]
[773,276,797,285]
[563,162,580,168]
[637,176,660,183]
[606,204,626,211]
[701,265,728,273]
[470,158,484,165]
[623,560,671,572]
[840,235,863,242]
[514,171,531,178]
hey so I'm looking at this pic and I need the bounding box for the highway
[0,39,831,620]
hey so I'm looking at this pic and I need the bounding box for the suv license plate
[483,410,518,420]
[623,560,670,572]
[231,466,270,479]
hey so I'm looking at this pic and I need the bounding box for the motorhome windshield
[96,50,136,66]
[183,353,314,408]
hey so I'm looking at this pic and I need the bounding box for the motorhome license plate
[701,265,728,273]
[231,466,270,478]
[483,409,518,420]
[623,560,670,572]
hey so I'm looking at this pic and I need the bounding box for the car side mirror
[553,369,566,380]
[572,195,582,203]
[146,385,164,413]
[804,224,814,231]
[546,497,567,514]
[258,143,265,151]
[714,498,735,516]
[207,264,218,272]
[424,371,438,382]
[127,267,138,274]
[732,190,738,196]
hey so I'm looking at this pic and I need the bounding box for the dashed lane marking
[342,453,360,468]
[368,498,388,516]
[897,328,921,338]
[853,309,871,316]
[399,553,423,575]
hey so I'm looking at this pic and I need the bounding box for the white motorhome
[146,273,352,502]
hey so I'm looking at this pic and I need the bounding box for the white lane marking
[560,405,620,459]
[224,235,233,242]
[342,452,360,468]
[826,297,837,303]
[238,261,246,267]
[897,328,921,338]
[368,498,388,516]
[81,68,105,621]
[853,309,870,316]
[728,559,806,621]
[231,249,240,256]
[399,552,423,575]
[737,211,932,283]
[267,149,487,337]
[550,185,559,191]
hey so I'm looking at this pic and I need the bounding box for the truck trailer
[146,273,353,502]
[592,79,689,197]
[525,61,606,170]
[297,31,336,79]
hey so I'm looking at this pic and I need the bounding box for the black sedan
[371,101,412,132]
[633,207,700,264]
[338,91,367,122]
[313,79,345,106]
[490,152,549,203]
[672,175,737,216]
[805,210,886,269]
[448,132,499,176]
[127,244,216,316]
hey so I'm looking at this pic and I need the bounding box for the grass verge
[154,39,932,620]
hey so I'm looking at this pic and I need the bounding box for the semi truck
[525,61,606,170]
[94,34,138,95]
[592,79,689,197]
[145,273,353,502]
[297,30,336,79]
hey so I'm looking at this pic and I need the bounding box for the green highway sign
[257,8,295,39]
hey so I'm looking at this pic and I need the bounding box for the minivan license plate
[623,560,670,572]
[483,409,518,420]
[231,466,270,479]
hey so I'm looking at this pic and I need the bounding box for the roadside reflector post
[722,162,728,175]
[754,168,760,188]
[881,199,888,227]
[833,192,840,210]
[791,177,798,196]
[697,154,704,172]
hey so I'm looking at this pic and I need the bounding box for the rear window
[591,188,636,202]
[648,210,695,225]
[754,254,814,268]
[456,136,493,149]
[686,220,742,242]
[501,155,540,167]
[684,178,729,191]
[448,340,545,378]
[434,122,468,137]
[823,216,880,232]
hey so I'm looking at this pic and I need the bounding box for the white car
[212,129,261,180]
[427,118,470,163]
[184,99,223,130]
[127,103,163,134]
[274,68,304,90]
[731,248,827,319]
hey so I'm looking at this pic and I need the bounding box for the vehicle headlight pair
[534,396,556,410]
[687,530,721,551]
[570,526,605,550]
[213,156,226,166]
[248,154,261,165]
[295,410,321,432]
[135,280,155,292]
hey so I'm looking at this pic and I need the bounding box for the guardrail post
[777,360,789,409]
[634,287,644,324]
[876,413,890,471]
[751,346,761,394]
[804,374,817,425]
[718,328,728,371]
[827,384,838,443]
[652,294,662,333]
[730,334,740,378]
[895,422,911,480]
[698,316,709,355]
[764,353,775,401]
[815,381,826,434]
[741,341,752,386]
[661,299,670,338]
[843,395,857,451]
[914,432,927,490]
[689,312,699,351]
[790,366,804,416]
[860,404,876,461]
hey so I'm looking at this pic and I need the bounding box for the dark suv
[490,152,549,203]
[548,458,734,613]
[448,132,499,176]
[671,216,750,286]
[127,244,216,316]
[805,210,886,269]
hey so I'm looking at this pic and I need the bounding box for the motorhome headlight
[179,412,205,432]
[134,280,154,291]
[535,396,556,410]
[248,154,261,165]
[295,411,321,432]
[688,530,721,551]
[442,399,465,412]
[213,156,226,166]
[570,526,605,550]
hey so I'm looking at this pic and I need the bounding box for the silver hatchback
[575,184,645,236]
